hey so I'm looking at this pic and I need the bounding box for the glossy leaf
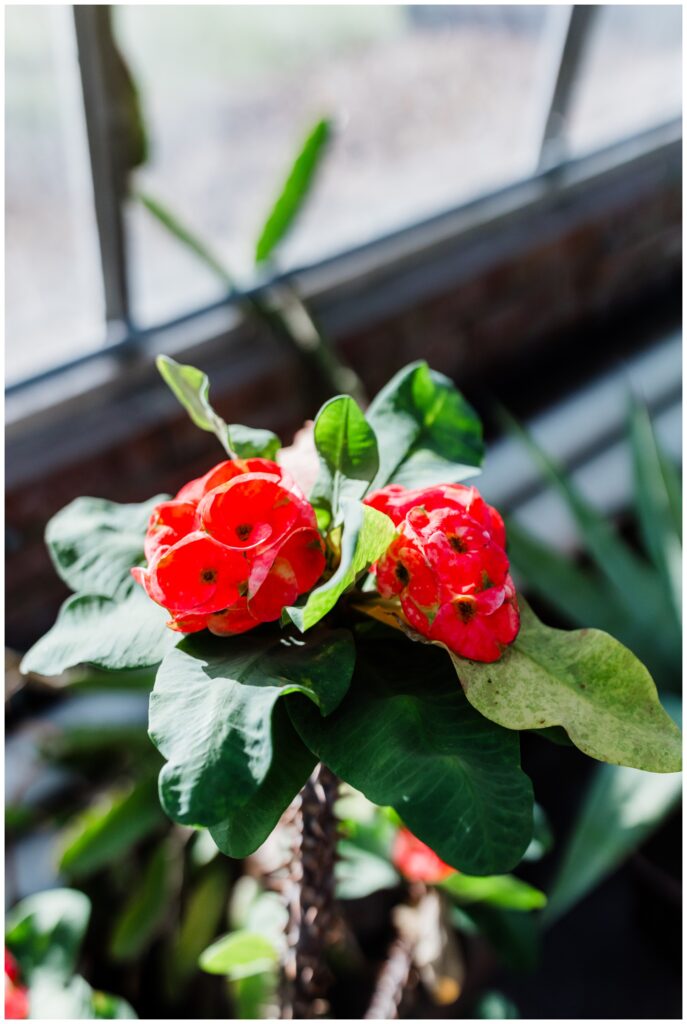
[454,600,682,774]
[109,843,173,961]
[227,423,281,460]
[255,118,331,263]
[289,635,533,875]
[210,705,316,858]
[5,888,91,983]
[199,931,278,979]
[284,500,395,632]
[21,589,177,675]
[45,495,165,600]
[543,760,682,924]
[440,872,547,911]
[309,395,379,524]
[150,628,355,828]
[366,361,483,489]
[59,778,166,878]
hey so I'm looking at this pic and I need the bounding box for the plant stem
[364,935,415,1020]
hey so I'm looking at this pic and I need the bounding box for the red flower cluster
[132,459,325,635]
[5,950,28,1020]
[364,483,519,662]
[392,827,454,884]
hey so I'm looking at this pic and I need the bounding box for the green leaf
[366,361,483,489]
[452,903,539,972]
[210,705,316,858]
[453,600,682,774]
[309,395,379,524]
[501,409,668,629]
[45,495,166,600]
[91,990,138,1019]
[150,628,355,828]
[439,872,546,911]
[199,931,279,979]
[658,448,682,540]
[59,778,166,878]
[164,865,228,1001]
[21,589,177,675]
[6,888,91,984]
[289,634,533,875]
[255,118,331,264]
[284,500,395,632]
[157,354,230,449]
[474,991,520,1019]
[109,843,174,961]
[227,423,281,460]
[629,398,681,621]
[335,841,400,900]
[138,192,233,287]
[543,760,682,924]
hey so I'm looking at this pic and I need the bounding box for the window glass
[6,4,105,386]
[116,5,556,326]
[566,4,681,157]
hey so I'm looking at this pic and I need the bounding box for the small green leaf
[440,872,547,911]
[336,841,400,900]
[474,991,520,1019]
[289,635,533,875]
[199,931,278,979]
[156,354,233,456]
[309,395,379,524]
[20,589,177,675]
[255,118,331,264]
[109,843,174,961]
[91,990,138,1019]
[284,500,395,632]
[150,628,354,829]
[366,361,483,489]
[59,778,165,878]
[45,495,166,600]
[5,888,91,983]
[454,600,682,774]
[543,760,682,924]
[227,423,281,460]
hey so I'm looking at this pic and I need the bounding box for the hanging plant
[22,354,681,1014]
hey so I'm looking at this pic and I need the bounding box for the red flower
[133,459,325,634]
[5,950,28,1020]
[365,484,519,662]
[392,827,455,883]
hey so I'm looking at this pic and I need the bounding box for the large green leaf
[149,627,355,828]
[227,423,281,461]
[20,589,177,675]
[59,778,166,878]
[45,495,165,599]
[209,705,316,858]
[6,888,91,983]
[454,600,681,774]
[309,395,379,524]
[629,398,681,622]
[439,871,546,911]
[284,500,395,632]
[255,118,331,264]
[366,361,483,489]
[543,760,682,924]
[289,634,533,875]
[109,843,174,961]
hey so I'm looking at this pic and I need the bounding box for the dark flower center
[235,523,253,541]
[455,599,476,623]
[201,568,217,584]
[395,562,410,586]
[449,535,467,553]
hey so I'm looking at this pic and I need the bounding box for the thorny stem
[248,763,339,1019]
[363,936,416,1021]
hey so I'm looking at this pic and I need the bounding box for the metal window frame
[5,3,679,408]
